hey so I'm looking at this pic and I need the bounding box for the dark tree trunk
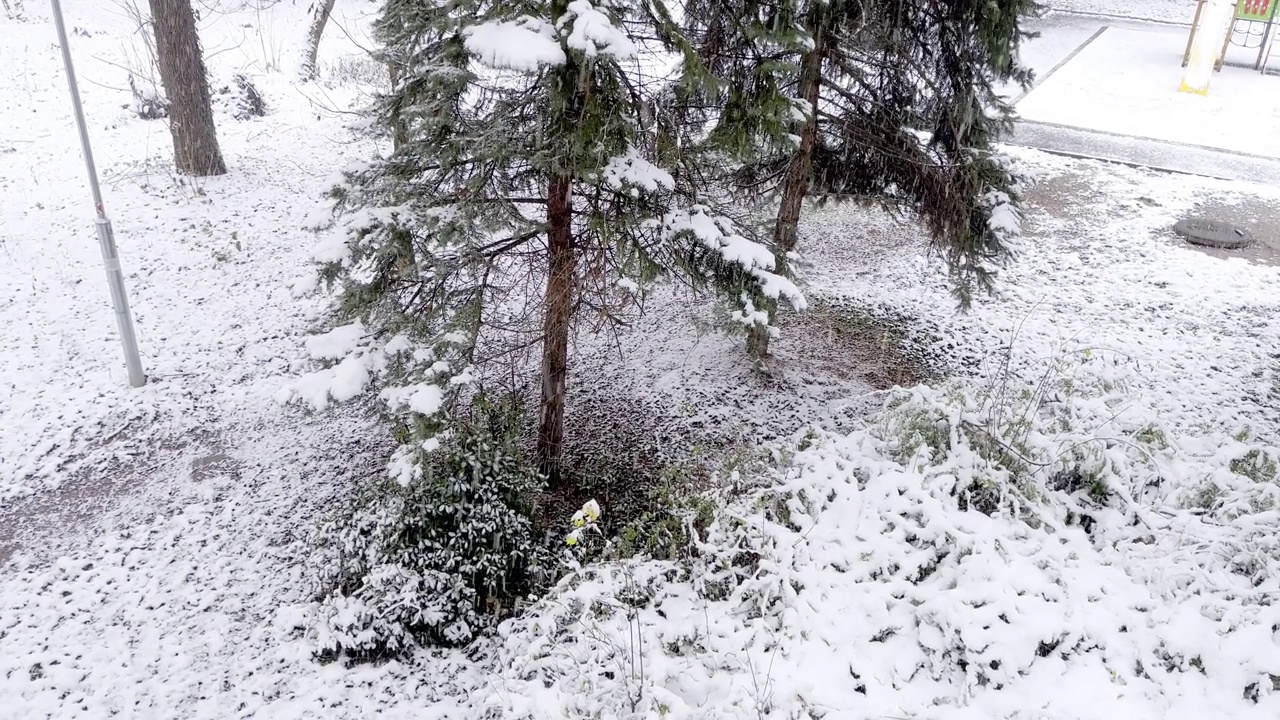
[388,62,408,152]
[148,0,226,176]
[747,20,824,360]
[301,0,337,80]
[536,173,575,480]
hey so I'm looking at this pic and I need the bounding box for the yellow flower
[566,534,578,546]
[582,500,601,523]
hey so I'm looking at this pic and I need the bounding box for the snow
[460,151,1280,718]
[984,190,1022,236]
[669,207,776,271]
[380,383,446,416]
[602,148,675,192]
[661,206,808,313]
[1016,26,1280,158]
[560,0,638,59]
[807,149,1280,446]
[784,158,1280,717]
[463,17,566,71]
[1047,0,1197,24]
[3,2,1280,719]
[0,3,384,504]
[304,321,365,360]
[310,228,352,264]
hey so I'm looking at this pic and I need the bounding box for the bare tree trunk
[300,0,337,80]
[747,21,824,361]
[536,173,575,481]
[148,0,226,176]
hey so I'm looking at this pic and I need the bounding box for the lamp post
[49,0,147,387]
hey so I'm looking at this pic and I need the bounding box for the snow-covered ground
[1017,25,1280,157]
[1047,0,1196,24]
[0,0,385,506]
[3,2,1280,719]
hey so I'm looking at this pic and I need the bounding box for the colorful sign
[1236,0,1277,23]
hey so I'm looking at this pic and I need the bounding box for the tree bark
[536,173,576,480]
[148,0,226,176]
[388,61,408,152]
[747,19,824,360]
[301,0,337,81]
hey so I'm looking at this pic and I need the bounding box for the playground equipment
[1183,0,1278,74]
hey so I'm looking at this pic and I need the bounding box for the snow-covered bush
[876,345,1135,523]
[128,74,167,120]
[213,73,267,120]
[321,53,387,88]
[611,485,719,562]
[313,395,552,656]
[461,346,1280,718]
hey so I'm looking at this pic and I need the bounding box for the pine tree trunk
[388,62,408,152]
[747,20,824,360]
[148,0,226,176]
[301,0,337,80]
[537,173,575,480]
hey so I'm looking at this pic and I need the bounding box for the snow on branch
[983,189,1021,239]
[601,148,675,194]
[559,0,637,59]
[662,205,807,309]
[464,17,566,71]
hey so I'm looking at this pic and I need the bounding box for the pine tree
[315,0,803,482]
[688,0,1038,359]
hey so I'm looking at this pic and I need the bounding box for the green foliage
[877,345,1140,522]
[1230,449,1279,485]
[681,0,810,164]
[314,395,551,655]
[614,484,718,561]
[313,0,806,476]
[1187,481,1224,512]
[686,0,1041,305]
[1134,425,1169,450]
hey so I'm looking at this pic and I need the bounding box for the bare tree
[148,0,226,176]
[300,0,337,80]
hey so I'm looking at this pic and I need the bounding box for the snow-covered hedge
[457,347,1280,718]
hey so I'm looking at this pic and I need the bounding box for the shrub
[313,395,552,657]
[613,487,717,562]
[874,345,1137,522]
[213,73,267,121]
[128,75,167,120]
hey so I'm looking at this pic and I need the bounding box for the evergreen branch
[478,229,544,259]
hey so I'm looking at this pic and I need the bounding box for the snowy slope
[0,0,381,506]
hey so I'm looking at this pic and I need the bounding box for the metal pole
[50,0,147,387]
